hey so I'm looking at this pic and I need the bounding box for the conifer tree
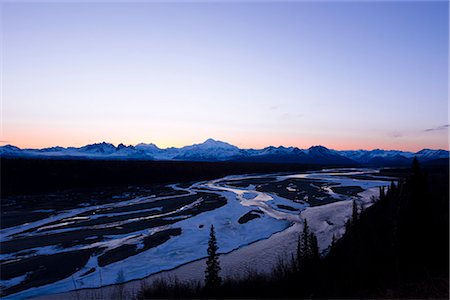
[296,234,303,270]
[352,199,358,225]
[205,225,221,289]
[379,186,386,200]
[412,156,420,176]
[390,181,396,193]
[330,233,337,252]
[345,218,351,233]
[309,232,319,262]
[297,219,312,271]
[359,202,365,216]
[301,219,310,260]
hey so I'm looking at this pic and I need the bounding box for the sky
[1,1,448,151]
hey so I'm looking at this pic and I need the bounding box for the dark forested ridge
[1,158,333,196]
[138,161,449,299]
[314,159,449,298]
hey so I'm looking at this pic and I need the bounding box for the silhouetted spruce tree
[351,199,358,225]
[379,186,386,200]
[301,219,310,261]
[359,202,365,216]
[296,234,302,270]
[331,233,337,249]
[390,181,396,193]
[296,219,312,271]
[412,156,420,175]
[329,233,338,258]
[309,231,319,262]
[297,220,319,262]
[295,218,320,297]
[205,225,221,290]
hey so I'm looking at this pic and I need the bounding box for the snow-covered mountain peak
[260,145,300,155]
[1,140,448,165]
[135,143,160,150]
[308,145,332,154]
[172,139,240,161]
[191,138,239,150]
[116,143,127,150]
[309,145,326,149]
[79,142,116,154]
[39,146,66,152]
[1,144,21,151]
[416,149,449,159]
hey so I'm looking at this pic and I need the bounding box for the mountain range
[1,139,448,166]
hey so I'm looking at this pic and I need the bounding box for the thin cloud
[425,124,449,132]
[389,132,403,138]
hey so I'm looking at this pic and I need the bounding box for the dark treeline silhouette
[2,158,333,197]
[137,159,449,299]
[316,158,448,298]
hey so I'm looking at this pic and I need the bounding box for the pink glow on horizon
[2,127,448,152]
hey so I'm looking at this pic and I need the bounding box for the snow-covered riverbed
[1,168,393,299]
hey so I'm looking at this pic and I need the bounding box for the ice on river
[3,168,392,300]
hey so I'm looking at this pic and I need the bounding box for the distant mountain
[78,142,117,155]
[1,139,448,166]
[1,142,153,160]
[0,145,23,157]
[232,146,309,163]
[234,145,355,164]
[174,138,242,161]
[415,149,449,161]
[339,149,414,163]
[306,146,355,164]
[339,148,448,165]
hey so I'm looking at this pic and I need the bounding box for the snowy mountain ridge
[1,138,448,165]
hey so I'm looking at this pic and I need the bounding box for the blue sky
[1,1,448,151]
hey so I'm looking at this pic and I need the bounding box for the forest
[1,158,327,196]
